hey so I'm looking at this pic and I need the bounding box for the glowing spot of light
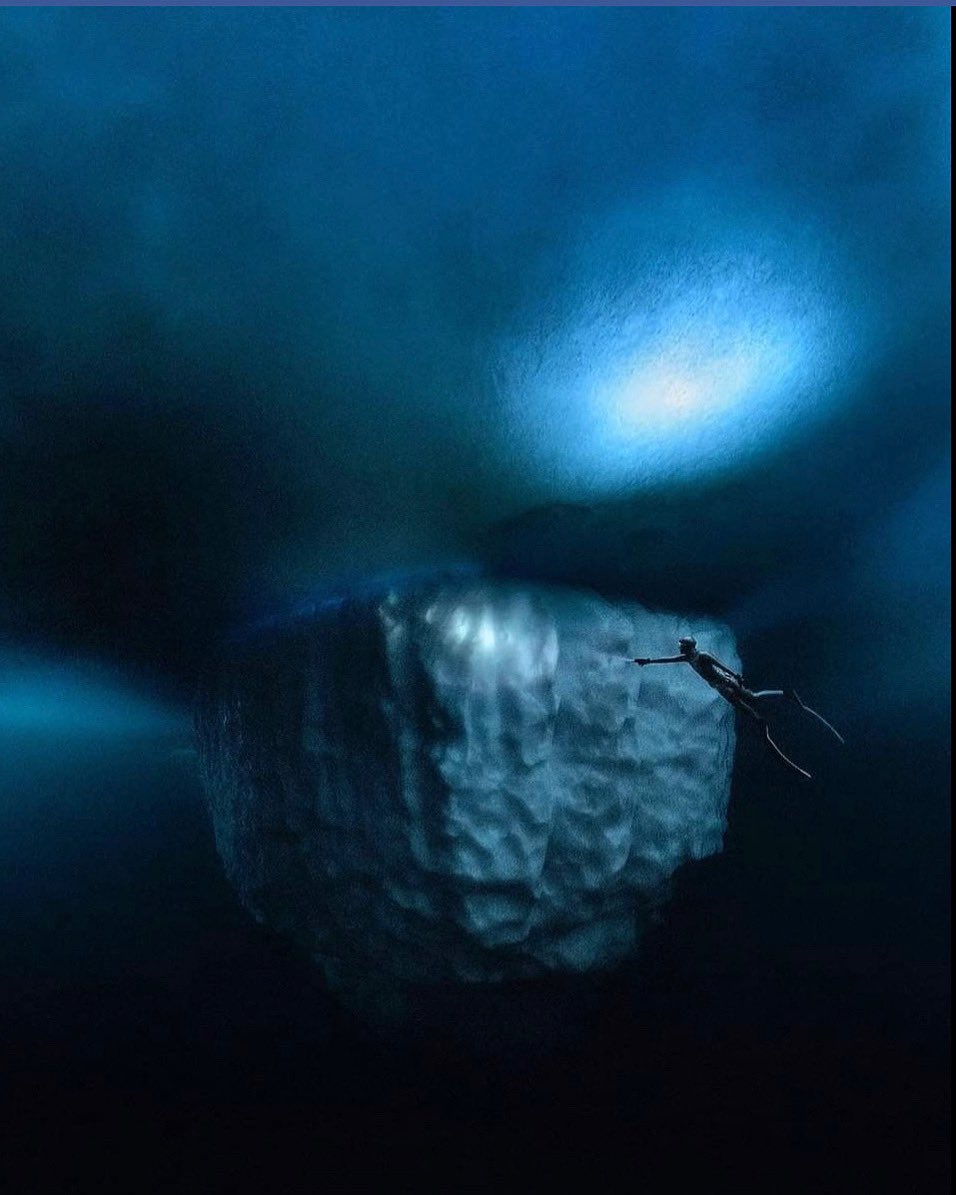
[477,617,497,651]
[606,333,793,438]
[502,197,857,492]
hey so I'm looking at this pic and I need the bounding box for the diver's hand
[633,658,650,666]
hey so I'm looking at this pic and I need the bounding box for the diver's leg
[787,690,845,744]
[725,692,759,719]
[763,723,812,780]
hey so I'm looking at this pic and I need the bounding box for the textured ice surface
[196,579,737,993]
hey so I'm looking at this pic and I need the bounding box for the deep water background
[0,7,949,1190]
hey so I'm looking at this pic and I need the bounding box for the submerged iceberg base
[197,578,737,1019]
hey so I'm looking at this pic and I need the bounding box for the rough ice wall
[196,579,737,997]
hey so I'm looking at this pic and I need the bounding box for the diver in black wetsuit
[632,637,843,780]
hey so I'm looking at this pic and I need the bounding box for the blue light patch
[0,649,185,735]
[501,195,860,495]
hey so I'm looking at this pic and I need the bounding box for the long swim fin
[788,690,845,745]
[764,725,812,781]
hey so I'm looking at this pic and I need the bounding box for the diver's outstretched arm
[787,690,845,745]
[633,656,686,666]
[764,724,812,781]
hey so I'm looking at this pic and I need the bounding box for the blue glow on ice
[234,562,484,640]
[502,195,859,494]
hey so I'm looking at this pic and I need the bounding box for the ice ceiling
[0,6,948,677]
[501,196,858,493]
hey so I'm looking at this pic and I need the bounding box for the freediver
[631,637,843,780]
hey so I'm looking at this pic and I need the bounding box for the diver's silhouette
[632,637,843,780]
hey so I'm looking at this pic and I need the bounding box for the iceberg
[196,578,737,1006]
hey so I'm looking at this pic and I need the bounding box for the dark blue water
[0,6,948,1188]
[0,695,947,1189]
